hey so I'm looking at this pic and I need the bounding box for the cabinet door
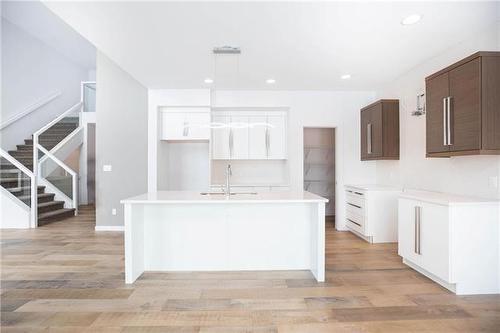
[230,116,249,159]
[161,112,186,140]
[449,58,481,152]
[360,110,370,160]
[186,113,210,140]
[426,73,450,153]
[267,115,287,159]
[418,202,451,282]
[248,116,268,159]
[369,104,383,158]
[211,115,230,159]
[398,199,422,265]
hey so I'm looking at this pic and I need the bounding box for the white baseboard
[95,225,124,232]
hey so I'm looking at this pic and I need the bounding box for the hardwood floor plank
[1,205,498,332]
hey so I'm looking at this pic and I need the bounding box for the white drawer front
[346,193,365,209]
[346,210,365,234]
[346,200,364,216]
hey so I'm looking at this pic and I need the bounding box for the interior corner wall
[375,23,500,199]
[1,18,90,150]
[96,52,148,227]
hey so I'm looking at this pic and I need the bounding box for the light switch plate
[112,208,117,215]
[103,165,112,172]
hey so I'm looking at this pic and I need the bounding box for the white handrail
[0,90,61,130]
[33,101,83,218]
[33,102,82,137]
[0,148,37,227]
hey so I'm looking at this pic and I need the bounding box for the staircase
[0,119,79,225]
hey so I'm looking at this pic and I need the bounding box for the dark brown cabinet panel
[448,58,481,151]
[426,52,500,157]
[360,100,399,161]
[426,73,449,154]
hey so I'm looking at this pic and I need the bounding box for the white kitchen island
[121,191,328,284]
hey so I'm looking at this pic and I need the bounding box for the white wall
[96,52,148,228]
[1,18,93,150]
[148,89,376,230]
[375,23,500,199]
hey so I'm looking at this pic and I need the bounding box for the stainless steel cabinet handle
[367,123,372,154]
[265,127,270,158]
[447,97,452,146]
[229,129,234,158]
[346,218,361,227]
[414,206,422,255]
[443,98,447,146]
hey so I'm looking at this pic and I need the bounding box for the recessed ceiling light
[341,74,351,80]
[401,14,422,26]
[204,78,214,84]
[266,78,276,84]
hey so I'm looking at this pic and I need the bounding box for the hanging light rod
[213,46,241,54]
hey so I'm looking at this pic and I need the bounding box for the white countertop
[400,189,500,206]
[345,184,401,191]
[121,190,328,204]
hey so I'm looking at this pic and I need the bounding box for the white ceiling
[42,1,499,90]
[2,1,96,70]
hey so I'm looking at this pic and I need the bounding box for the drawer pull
[346,218,361,227]
[353,191,364,196]
[347,202,362,209]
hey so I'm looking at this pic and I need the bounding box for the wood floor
[1,206,499,332]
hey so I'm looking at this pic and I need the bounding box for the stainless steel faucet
[225,164,232,196]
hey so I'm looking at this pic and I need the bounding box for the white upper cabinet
[267,115,287,159]
[211,115,230,159]
[248,116,268,159]
[230,116,249,159]
[211,110,287,160]
[160,107,210,141]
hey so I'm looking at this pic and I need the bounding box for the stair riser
[1,180,31,189]
[38,202,65,214]
[38,210,75,225]
[21,195,55,205]
[9,187,45,197]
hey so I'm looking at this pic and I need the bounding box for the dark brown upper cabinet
[426,52,500,157]
[360,99,399,161]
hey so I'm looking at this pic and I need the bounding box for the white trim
[0,90,61,130]
[95,225,124,232]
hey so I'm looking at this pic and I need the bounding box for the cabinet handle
[183,121,189,137]
[447,97,452,146]
[346,218,361,227]
[414,206,422,255]
[229,129,234,158]
[367,123,372,154]
[348,202,361,209]
[265,127,270,157]
[442,98,447,146]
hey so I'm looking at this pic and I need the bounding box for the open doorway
[303,127,335,227]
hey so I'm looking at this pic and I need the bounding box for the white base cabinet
[345,185,400,243]
[398,190,500,295]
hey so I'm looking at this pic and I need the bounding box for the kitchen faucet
[225,164,232,196]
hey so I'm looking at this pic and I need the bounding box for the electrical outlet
[112,208,117,215]
[489,176,498,189]
[103,165,112,172]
